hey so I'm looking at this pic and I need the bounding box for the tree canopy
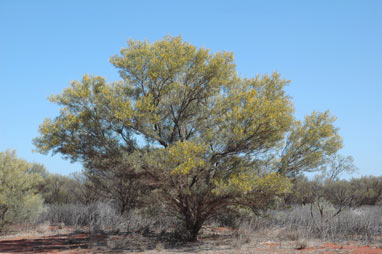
[34,36,343,240]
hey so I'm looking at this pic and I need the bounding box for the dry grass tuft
[295,238,308,250]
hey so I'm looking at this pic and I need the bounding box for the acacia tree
[34,36,342,240]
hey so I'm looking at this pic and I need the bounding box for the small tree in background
[285,155,358,221]
[38,172,78,204]
[321,154,358,181]
[323,180,356,215]
[34,36,343,240]
[69,172,100,205]
[285,175,316,205]
[351,176,382,206]
[0,150,44,231]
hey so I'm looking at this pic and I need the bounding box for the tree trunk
[185,220,203,242]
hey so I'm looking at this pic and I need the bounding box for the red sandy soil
[1,226,382,254]
[0,233,107,254]
[253,242,382,254]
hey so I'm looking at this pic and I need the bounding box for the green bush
[0,150,44,231]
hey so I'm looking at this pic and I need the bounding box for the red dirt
[0,233,107,254]
[293,242,382,254]
[1,227,382,254]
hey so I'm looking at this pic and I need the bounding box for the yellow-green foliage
[34,36,343,239]
[0,150,44,231]
[278,111,342,176]
[214,172,291,195]
[168,141,207,175]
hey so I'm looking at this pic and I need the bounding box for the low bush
[39,202,127,233]
[243,205,382,242]
[39,201,177,235]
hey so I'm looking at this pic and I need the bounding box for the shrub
[40,202,128,233]
[245,205,382,242]
[0,150,45,231]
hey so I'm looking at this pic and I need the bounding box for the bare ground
[1,225,382,254]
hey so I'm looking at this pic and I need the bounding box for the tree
[34,36,342,240]
[284,175,316,205]
[323,180,356,215]
[39,173,79,204]
[0,150,44,231]
[321,154,357,181]
[351,176,382,206]
[69,172,100,205]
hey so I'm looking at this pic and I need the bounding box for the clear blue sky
[0,1,381,176]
